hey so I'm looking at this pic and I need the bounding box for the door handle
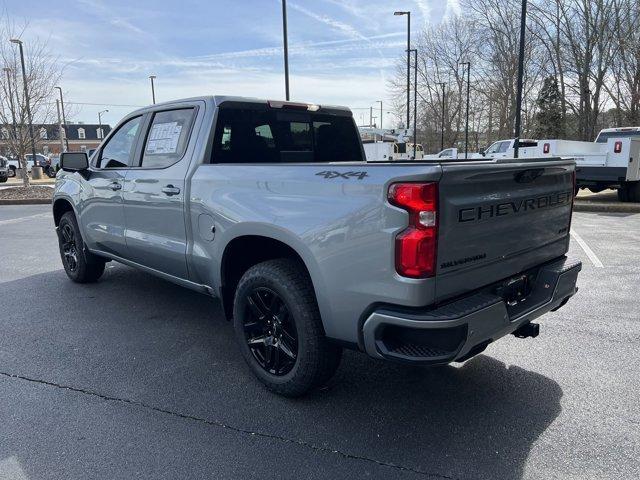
[161,185,181,196]
[109,182,122,191]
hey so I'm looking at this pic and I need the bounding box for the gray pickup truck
[53,96,581,396]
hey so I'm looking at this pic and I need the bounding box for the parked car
[0,156,8,183]
[53,96,582,397]
[7,153,53,177]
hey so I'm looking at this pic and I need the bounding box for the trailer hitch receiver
[512,322,540,339]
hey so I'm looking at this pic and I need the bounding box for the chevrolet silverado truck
[52,96,582,397]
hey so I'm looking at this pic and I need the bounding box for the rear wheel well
[53,199,75,226]
[220,236,311,320]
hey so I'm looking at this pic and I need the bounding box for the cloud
[288,1,368,41]
[414,0,432,27]
[445,0,462,18]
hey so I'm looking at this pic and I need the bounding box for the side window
[498,141,510,153]
[141,108,195,169]
[98,116,142,168]
[485,142,501,155]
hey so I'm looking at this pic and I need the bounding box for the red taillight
[543,143,550,154]
[614,141,622,153]
[388,183,438,278]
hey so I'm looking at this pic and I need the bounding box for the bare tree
[0,15,62,187]
[389,16,480,152]
[389,0,635,148]
[607,0,640,126]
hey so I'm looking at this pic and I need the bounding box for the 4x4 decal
[316,171,369,180]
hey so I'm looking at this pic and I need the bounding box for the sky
[7,0,461,128]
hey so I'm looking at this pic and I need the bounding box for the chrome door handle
[109,182,122,191]
[161,185,181,196]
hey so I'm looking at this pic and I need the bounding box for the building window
[97,128,104,139]
[78,128,86,139]
[40,128,48,139]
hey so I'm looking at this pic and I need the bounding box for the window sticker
[146,121,183,154]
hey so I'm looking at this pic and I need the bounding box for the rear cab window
[212,104,363,164]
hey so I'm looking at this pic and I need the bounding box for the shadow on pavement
[1,265,563,480]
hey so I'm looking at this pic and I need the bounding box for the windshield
[595,130,640,143]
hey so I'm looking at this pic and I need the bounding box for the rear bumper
[576,166,627,185]
[362,256,581,364]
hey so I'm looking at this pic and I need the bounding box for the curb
[0,198,52,205]
[573,201,640,213]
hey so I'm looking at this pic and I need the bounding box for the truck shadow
[1,265,563,480]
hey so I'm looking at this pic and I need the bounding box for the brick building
[0,123,112,157]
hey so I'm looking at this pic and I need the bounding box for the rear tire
[233,259,342,397]
[618,182,640,202]
[58,212,106,283]
[0,176,7,183]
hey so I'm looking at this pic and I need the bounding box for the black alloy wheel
[60,222,79,272]
[242,287,298,376]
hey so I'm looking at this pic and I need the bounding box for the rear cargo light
[388,182,438,278]
[614,141,622,153]
[543,143,550,154]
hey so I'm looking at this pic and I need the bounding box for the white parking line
[570,228,604,268]
[0,213,51,226]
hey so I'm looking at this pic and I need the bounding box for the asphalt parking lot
[0,205,638,479]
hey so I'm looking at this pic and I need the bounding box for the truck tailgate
[436,158,574,302]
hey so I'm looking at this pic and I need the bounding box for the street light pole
[394,11,410,129]
[458,61,471,160]
[376,101,383,129]
[55,100,65,154]
[149,75,156,104]
[3,68,18,146]
[513,0,528,158]
[54,86,69,151]
[282,0,290,101]
[98,109,109,141]
[10,39,38,177]
[408,49,418,159]
[436,82,446,151]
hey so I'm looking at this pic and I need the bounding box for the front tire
[8,166,15,178]
[0,176,7,183]
[233,259,342,397]
[57,212,105,283]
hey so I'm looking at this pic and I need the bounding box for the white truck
[360,127,423,161]
[7,154,54,177]
[532,127,640,202]
[424,139,537,161]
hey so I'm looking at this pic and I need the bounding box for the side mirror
[479,149,486,156]
[60,152,89,172]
